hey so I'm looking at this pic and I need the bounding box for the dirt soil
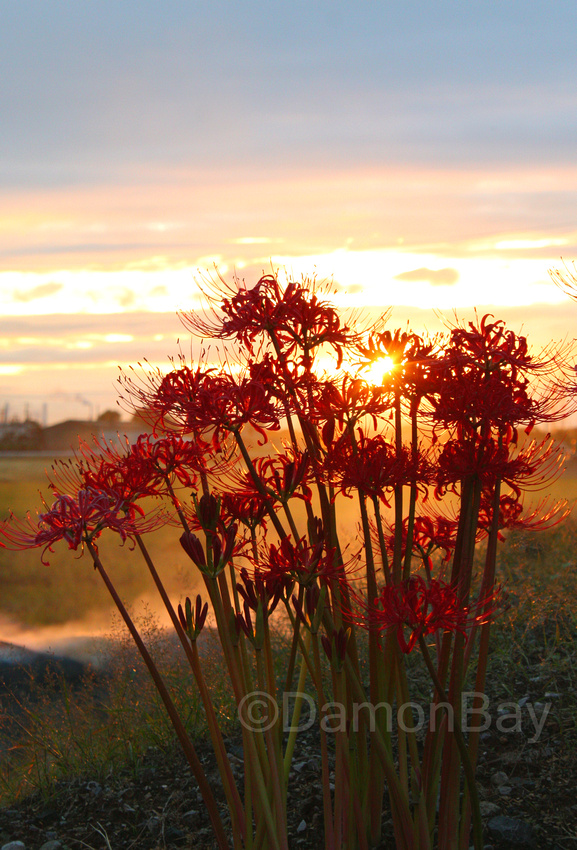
[0,710,575,850]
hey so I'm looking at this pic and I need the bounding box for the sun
[364,355,396,385]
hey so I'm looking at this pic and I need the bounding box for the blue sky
[2,1,577,421]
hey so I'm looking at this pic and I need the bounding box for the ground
[0,695,575,850]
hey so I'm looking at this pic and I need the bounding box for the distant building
[42,419,150,452]
[0,420,44,451]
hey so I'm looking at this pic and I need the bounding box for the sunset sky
[2,1,577,423]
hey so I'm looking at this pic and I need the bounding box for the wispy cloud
[394,267,459,286]
[13,282,63,302]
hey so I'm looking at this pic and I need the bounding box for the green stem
[134,534,245,837]
[87,543,230,850]
[418,636,483,850]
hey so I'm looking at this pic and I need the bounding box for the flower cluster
[3,271,575,850]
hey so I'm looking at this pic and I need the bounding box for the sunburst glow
[364,355,396,385]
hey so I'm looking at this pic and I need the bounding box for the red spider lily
[445,313,535,379]
[429,313,576,438]
[408,514,458,564]
[368,576,492,654]
[436,433,565,499]
[184,274,294,351]
[430,367,538,437]
[356,327,414,371]
[1,489,158,565]
[220,491,268,533]
[379,514,458,569]
[183,373,282,447]
[314,375,390,435]
[326,431,434,504]
[248,352,321,414]
[53,434,209,505]
[129,363,282,447]
[118,359,216,435]
[259,536,345,589]
[356,328,442,404]
[246,451,312,505]
[182,274,357,369]
[477,491,570,539]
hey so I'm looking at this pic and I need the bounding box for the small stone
[146,816,161,832]
[491,771,509,787]
[498,785,512,796]
[480,801,500,817]
[84,780,102,797]
[296,820,307,834]
[39,842,62,850]
[164,825,185,842]
[2,843,26,850]
[544,692,561,699]
[488,815,535,848]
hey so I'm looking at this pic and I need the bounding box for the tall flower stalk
[2,273,574,850]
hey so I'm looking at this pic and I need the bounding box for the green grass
[0,613,240,804]
[0,455,205,626]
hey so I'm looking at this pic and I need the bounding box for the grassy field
[1,450,577,630]
[0,455,204,629]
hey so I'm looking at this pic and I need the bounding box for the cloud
[116,288,136,308]
[394,267,459,286]
[13,282,63,302]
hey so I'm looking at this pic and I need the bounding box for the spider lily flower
[1,488,156,565]
[326,431,434,504]
[180,373,282,447]
[220,491,268,533]
[384,514,458,565]
[118,358,216,435]
[430,367,539,437]
[435,434,565,498]
[367,576,492,654]
[356,327,442,405]
[52,434,210,509]
[477,491,570,539]
[446,314,534,377]
[182,274,357,368]
[262,536,345,588]
[314,374,391,433]
[250,451,312,505]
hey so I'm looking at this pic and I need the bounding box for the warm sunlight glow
[364,355,396,385]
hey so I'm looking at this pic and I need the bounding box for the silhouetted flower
[369,576,489,653]
[1,488,156,565]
